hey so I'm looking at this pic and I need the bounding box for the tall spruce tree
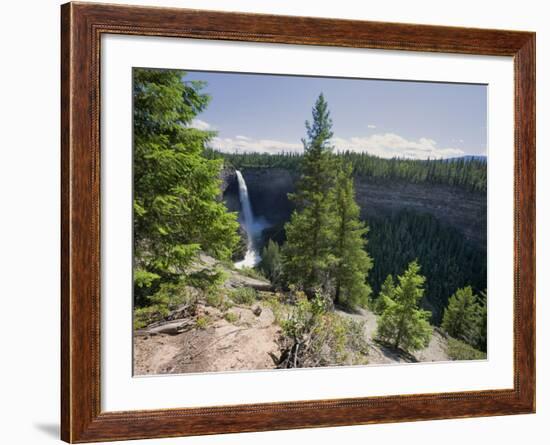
[283,93,337,294]
[376,261,432,351]
[133,68,239,305]
[441,286,481,345]
[332,161,373,307]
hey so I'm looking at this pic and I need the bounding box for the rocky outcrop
[223,167,486,248]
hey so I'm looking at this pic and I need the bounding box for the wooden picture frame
[61,2,535,442]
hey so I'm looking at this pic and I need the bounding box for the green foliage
[134,269,162,307]
[133,281,197,329]
[134,269,161,288]
[441,286,480,344]
[259,240,284,287]
[278,292,368,368]
[282,95,372,307]
[368,210,486,323]
[223,311,239,324]
[229,287,257,305]
[186,267,227,291]
[373,275,397,314]
[332,162,373,307]
[196,315,211,330]
[207,150,487,193]
[475,291,487,352]
[441,286,487,352]
[237,267,266,281]
[203,290,226,309]
[134,306,169,330]
[133,68,239,308]
[283,94,337,294]
[264,294,288,325]
[446,337,487,361]
[376,261,432,352]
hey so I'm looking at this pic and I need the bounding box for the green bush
[223,312,239,324]
[196,315,211,330]
[133,281,197,329]
[265,293,288,325]
[446,337,486,361]
[229,287,257,305]
[277,292,368,368]
[134,305,170,330]
[186,268,227,293]
[237,267,267,281]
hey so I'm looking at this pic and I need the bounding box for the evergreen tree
[441,286,480,344]
[475,290,487,352]
[374,274,396,314]
[283,93,337,294]
[133,68,239,306]
[332,162,373,307]
[260,240,284,287]
[377,261,432,351]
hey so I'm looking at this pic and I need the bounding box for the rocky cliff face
[223,167,486,249]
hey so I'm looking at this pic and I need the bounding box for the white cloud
[330,133,466,159]
[210,132,472,160]
[189,119,213,131]
[367,124,377,129]
[210,136,303,154]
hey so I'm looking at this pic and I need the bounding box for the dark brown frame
[61,2,536,442]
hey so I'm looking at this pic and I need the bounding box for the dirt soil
[134,303,281,375]
[134,254,450,375]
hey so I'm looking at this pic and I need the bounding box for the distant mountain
[445,155,487,163]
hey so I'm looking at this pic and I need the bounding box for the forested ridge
[133,69,487,375]
[206,150,487,193]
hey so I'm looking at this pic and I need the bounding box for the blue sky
[183,70,487,160]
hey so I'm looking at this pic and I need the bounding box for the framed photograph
[61,2,535,442]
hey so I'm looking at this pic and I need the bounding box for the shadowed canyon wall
[223,167,486,249]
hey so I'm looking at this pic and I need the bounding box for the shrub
[277,292,368,368]
[223,312,239,324]
[238,267,267,281]
[446,337,486,361]
[229,287,257,305]
[204,290,233,311]
[134,305,170,330]
[265,293,287,325]
[196,315,211,330]
[133,281,197,329]
[186,268,227,293]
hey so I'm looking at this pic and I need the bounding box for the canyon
[222,167,487,249]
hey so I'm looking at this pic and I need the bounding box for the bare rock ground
[134,303,281,375]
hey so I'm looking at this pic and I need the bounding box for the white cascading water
[234,170,261,269]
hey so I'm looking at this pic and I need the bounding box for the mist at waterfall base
[234,170,269,269]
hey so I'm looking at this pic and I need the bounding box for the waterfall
[234,170,261,269]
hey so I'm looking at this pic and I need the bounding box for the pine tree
[332,161,373,307]
[283,93,337,294]
[376,261,432,351]
[260,240,284,287]
[374,274,396,314]
[133,68,239,305]
[441,286,481,345]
